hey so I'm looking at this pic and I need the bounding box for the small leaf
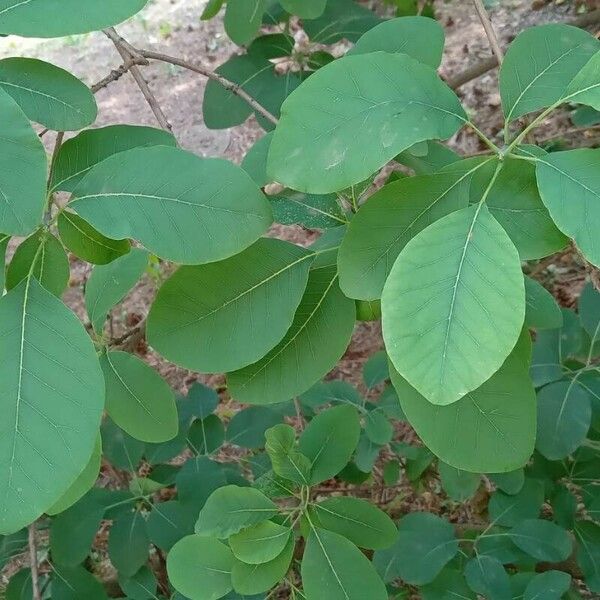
[201,0,224,19]
[439,462,480,501]
[279,0,326,19]
[524,571,571,600]
[525,277,563,330]
[302,528,387,600]
[270,190,347,229]
[224,0,265,45]
[101,418,145,471]
[241,132,273,187]
[488,478,544,527]
[0,57,97,130]
[52,565,108,600]
[420,569,475,600]
[146,500,195,552]
[118,565,157,600]
[265,424,311,485]
[299,405,361,484]
[195,485,277,538]
[188,415,225,455]
[58,211,130,265]
[575,520,600,592]
[580,282,600,342]
[464,555,510,600]
[364,408,393,445]
[108,512,149,577]
[311,496,397,550]
[508,519,572,562]
[100,351,178,443]
[85,248,148,333]
[228,406,283,449]
[229,521,291,564]
[489,469,525,495]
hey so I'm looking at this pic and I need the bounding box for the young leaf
[85,248,148,333]
[265,424,311,485]
[523,571,571,600]
[373,512,457,585]
[70,146,272,264]
[0,57,97,130]
[100,351,178,444]
[524,277,563,330]
[580,282,600,342]
[242,132,273,187]
[488,478,544,527]
[390,344,536,473]
[231,534,295,595]
[229,521,291,564]
[489,469,525,496]
[363,351,389,389]
[536,379,592,460]
[396,140,460,175]
[50,124,176,193]
[58,211,131,265]
[438,462,481,501]
[6,231,70,297]
[420,569,475,600]
[574,520,600,592]
[102,418,145,471]
[270,190,347,229]
[508,519,572,562]
[195,485,277,538]
[147,238,313,373]
[0,88,46,236]
[267,52,466,194]
[188,415,225,455]
[338,161,484,300]
[535,149,600,267]
[52,565,108,600]
[228,265,356,405]
[168,535,234,600]
[224,0,265,45]
[565,49,600,110]
[349,16,444,68]
[145,500,195,552]
[302,528,387,600]
[118,565,157,600]
[311,497,397,550]
[201,0,225,20]
[0,278,104,534]
[383,202,525,406]
[227,406,282,449]
[299,405,361,484]
[0,0,149,37]
[108,511,149,577]
[279,0,326,18]
[464,555,511,600]
[500,24,599,122]
[364,408,393,445]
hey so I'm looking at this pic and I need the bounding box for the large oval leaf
[382,203,525,406]
[147,238,313,373]
[0,278,104,534]
[0,58,97,131]
[0,88,46,236]
[535,148,600,267]
[389,347,536,473]
[267,52,466,194]
[227,264,356,404]
[500,24,599,122]
[70,146,272,264]
[100,351,178,443]
[0,0,148,37]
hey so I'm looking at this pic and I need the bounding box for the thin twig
[91,60,146,94]
[472,0,504,66]
[28,523,42,600]
[140,49,278,125]
[103,28,172,132]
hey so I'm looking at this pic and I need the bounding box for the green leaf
[267,52,466,194]
[523,571,571,600]
[535,149,600,266]
[248,33,295,59]
[574,520,600,592]
[0,57,96,130]
[299,405,361,484]
[52,565,108,600]
[119,566,157,600]
[464,555,510,600]
[383,201,525,406]
[500,24,599,122]
[420,568,476,600]
[85,248,148,333]
[228,406,282,449]
[47,434,101,515]
[303,0,382,44]
[50,124,176,193]
[168,535,234,600]
[0,88,46,236]
[536,379,592,460]
[195,485,277,538]
[338,159,486,300]
[508,519,572,562]
[438,462,480,501]
[242,133,273,187]
[302,527,387,600]
[264,424,311,485]
[229,521,291,564]
[231,534,294,595]
[0,278,104,534]
[101,418,145,471]
[100,351,178,443]
[488,478,544,527]
[525,277,563,330]
[228,264,355,405]
[565,49,600,110]
[364,408,393,445]
[349,16,444,68]
[580,282,600,343]
[146,500,195,552]
[270,190,347,229]
[70,146,272,264]
[483,158,568,259]
[0,233,9,292]
[108,511,149,577]
[489,469,525,495]
[279,0,325,18]
[6,231,70,297]
[188,415,225,455]
[0,0,148,37]
[551,485,577,529]
[58,211,130,265]
[5,568,35,600]
[390,331,535,473]
[311,497,397,550]
[0,529,27,570]
[396,140,460,175]
[176,456,234,509]
[224,0,265,45]
[147,238,312,373]
[201,0,225,19]
[373,512,457,585]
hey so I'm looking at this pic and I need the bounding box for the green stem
[467,121,501,154]
[505,101,560,153]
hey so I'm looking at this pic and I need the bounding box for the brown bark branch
[472,0,504,66]
[28,523,42,600]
